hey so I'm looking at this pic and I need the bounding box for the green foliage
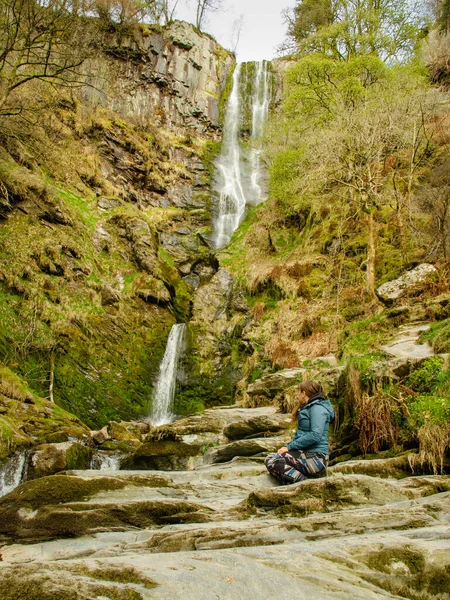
[172,387,205,416]
[420,319,450,353]
[285,54,388,122]
[289,0,425,62]
[219,62,236,125]
[407,356,445,393]
[340,315,391,358]
[408,395,450,428]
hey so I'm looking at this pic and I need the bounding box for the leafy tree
[288,0,425,63]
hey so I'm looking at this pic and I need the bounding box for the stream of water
[0,452,27,498]
[213,60,271,249]
[150,323,187,426]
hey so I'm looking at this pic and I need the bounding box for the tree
[195,0,224,31]
[230,14,244,54]
[0,0,91,117]
[287,0,425,63]
[145,0,182,25]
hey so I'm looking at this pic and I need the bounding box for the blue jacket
[286,394,334,454]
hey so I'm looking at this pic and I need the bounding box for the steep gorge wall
[0,21,236,437]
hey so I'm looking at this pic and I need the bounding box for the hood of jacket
[301,392,335,421]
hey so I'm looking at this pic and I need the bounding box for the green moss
[339,315,393,358]
[407,356,445,393]
[218,62,236,125]
[367,546,426,575]
[0,568,78,600]
[420,318,450,353]
[0,475,127,510]
[135,439,201,458]
[361,545,450,599]
[71,566,156,589]
[408,395,450,428]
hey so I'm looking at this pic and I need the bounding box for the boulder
[108,421,142,443]
[376,264,438,304]
[206,436,286,464]
[246,474,416,517]
[90,427,110,446]
[247,369,305,397]
[247,367,345,399]
[28,442,92,479]
[223,415,292,441]
[131,438,204,470]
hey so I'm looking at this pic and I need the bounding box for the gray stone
[377,263,438,303]
[90,427,110,445]
[380,323,434,359]
[97,197,122,210]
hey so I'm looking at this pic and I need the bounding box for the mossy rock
[245,474,416,517]
[0,563,155,599]
[28,442,93,479]
[356,544,450,599]
[108,421,142,443]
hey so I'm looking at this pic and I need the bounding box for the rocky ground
[0,405,449,600]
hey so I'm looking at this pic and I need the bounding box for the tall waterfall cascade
[150,323,186,426]
[213,60,272,249]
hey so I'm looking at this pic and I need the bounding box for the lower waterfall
[0,452,27,498]
[150,323,187,426]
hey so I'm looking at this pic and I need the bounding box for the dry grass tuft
[252,302,265,321]
[267,340,302,369]
[354,389,399,455]
[409,421,450,475]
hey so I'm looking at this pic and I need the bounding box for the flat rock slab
[381,323,434,359]
[1,524,450,599]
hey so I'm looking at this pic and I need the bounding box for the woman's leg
[265,450,327,485]
[264,452,305,484]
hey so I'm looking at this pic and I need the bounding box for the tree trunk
[367,212,376,297]
[49,351,55,403]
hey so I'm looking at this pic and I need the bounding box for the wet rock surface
[0,406,449,599]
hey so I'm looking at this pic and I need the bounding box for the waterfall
[91,451,123,471]
[213,60,271,249]
[0,452,27,498]
[150,323,186,426]
[214,63,246,249]
[248,61,271,205]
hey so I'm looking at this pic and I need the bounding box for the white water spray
[213,61,271,249]
[150,323,186,426]
[91,451,122,471]
[0,452,26,498]
[248,61,271,204]
[214,64,246,249]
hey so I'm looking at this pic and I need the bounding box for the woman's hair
[299,380,323,398]
[290,380,324,420]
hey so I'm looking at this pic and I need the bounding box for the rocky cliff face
[87,21,234,133]
[0,20,236,438]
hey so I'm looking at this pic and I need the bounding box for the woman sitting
[265,380,334,485]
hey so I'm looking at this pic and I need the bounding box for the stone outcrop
[95,21,234,133]
[247,366,345,399]
[28,442,92,479]
[179,269,250,404]
[377,263,438,303]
